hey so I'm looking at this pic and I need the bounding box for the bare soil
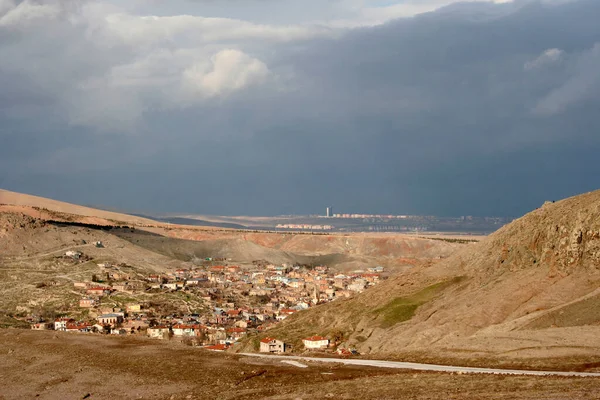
[1,330,600,400]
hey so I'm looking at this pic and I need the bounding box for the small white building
[162,282,184,290]
[172,324,196,337]
[260,337,286,353]
[54,318,73,332]
[302,336,329,349]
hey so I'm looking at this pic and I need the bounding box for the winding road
[239,353,600,377]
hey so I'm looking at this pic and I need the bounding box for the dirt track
[1,330,600,399]
[240,353,600,377]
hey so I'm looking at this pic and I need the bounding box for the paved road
[239,353,600,377]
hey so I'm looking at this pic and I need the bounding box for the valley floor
[1,330,600,399]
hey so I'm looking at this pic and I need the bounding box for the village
[27,248,385,354]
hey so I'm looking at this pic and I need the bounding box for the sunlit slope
[258,190,600,359]
[0,188,156,226]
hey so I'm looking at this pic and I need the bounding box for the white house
[260,337,286,353]
[162,282,184,290]
[54,318,73,331]
[172,324,196,337]
[302,336,329,349]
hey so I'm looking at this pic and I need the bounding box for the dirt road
[240,353,600,377]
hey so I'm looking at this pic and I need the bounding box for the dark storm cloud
[2,0,600,217]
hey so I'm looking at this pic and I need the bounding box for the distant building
[260,337,286,353]
[31,322,53,330]
[326,207,333,218]
[303,336,329,349]
[54,318,74,332]
[79,298,96,308]
[97,313,124,327]
[147,326,170,339]
[126,304,141,313]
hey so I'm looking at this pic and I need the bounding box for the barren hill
[257,190,600,361]
[132,227,461,272]
[0,188,157,226]
[0,189,461,272]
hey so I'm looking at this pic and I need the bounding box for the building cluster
[323,213,410,219]
[275,224,333,230]
[28,252,384,351]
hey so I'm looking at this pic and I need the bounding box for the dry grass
[2,330,600,400]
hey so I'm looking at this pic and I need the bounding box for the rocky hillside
[257,190,600,360]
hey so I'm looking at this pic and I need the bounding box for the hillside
[0,212,200,323]
[0,189,462,272]
[0,193,465,327]
[0,189,157,226]
[142,228,461,272]
[254,190,600,361]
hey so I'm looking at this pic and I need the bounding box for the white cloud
[525,48,564,70]
[534,43,600,116]
[98,13,336,50]
[0,0,61,28]
[0,0,16,16]
[183,49,270,98]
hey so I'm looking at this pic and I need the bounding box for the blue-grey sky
[1,0,599,217]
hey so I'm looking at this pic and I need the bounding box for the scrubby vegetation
[372,277,466,328]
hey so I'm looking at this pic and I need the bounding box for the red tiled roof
[66,323,91,330]
[172,324,196,330]
[303,336,328,342]
[260,337,278,344]
[204,344,229,351]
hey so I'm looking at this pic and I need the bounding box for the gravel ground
[1,330,600,400]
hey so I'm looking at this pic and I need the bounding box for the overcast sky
[1,0,599,217]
